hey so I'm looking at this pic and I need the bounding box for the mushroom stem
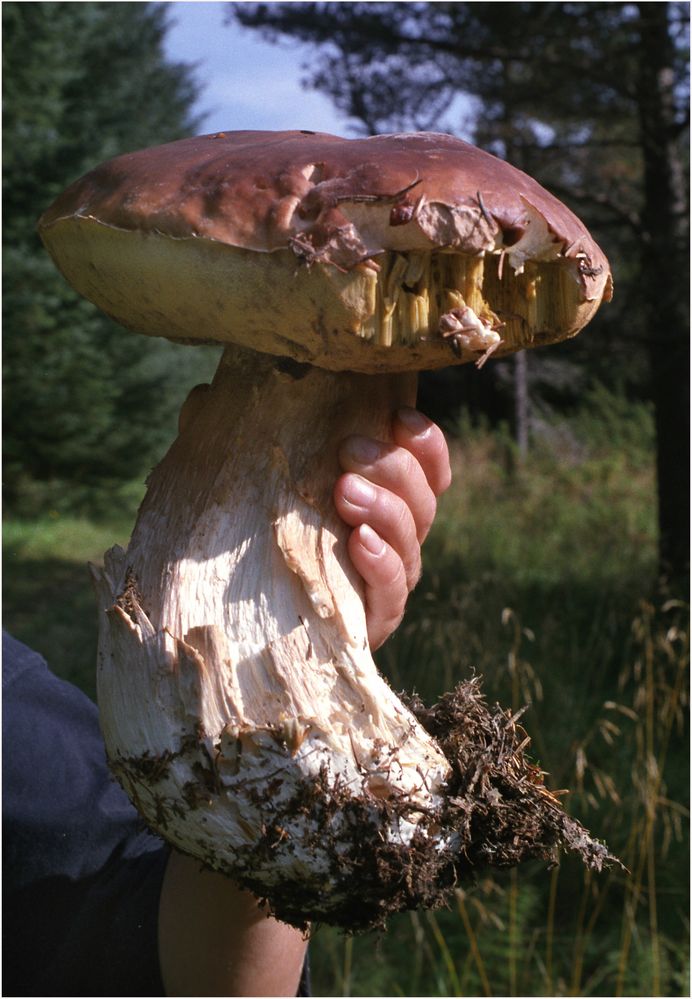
[91,344,621,931]
[91,345,453,926]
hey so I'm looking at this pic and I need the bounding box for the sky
[163,2,351,136]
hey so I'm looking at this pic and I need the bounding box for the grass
[3,495,142,700]
[3,386,689,995]
[311,391,688,997]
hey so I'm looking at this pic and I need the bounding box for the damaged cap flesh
[39,130,612,373]
[40,131,617,931]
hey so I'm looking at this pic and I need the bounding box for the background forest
[3,2,689,996]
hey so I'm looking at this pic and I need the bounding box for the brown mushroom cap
[38,130,612,372]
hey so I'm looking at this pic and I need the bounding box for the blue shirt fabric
[3,632,170,996]
[2,632,312,997]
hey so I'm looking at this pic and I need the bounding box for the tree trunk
[515,351,530,459]
[636,2,690,583]
[501,66,531,461]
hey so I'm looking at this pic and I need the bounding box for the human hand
[333,407,452,651]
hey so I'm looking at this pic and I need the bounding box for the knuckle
[393,497,413,535]
[400,448,418,481]
[377,546,404,588]
[383,557,409,605]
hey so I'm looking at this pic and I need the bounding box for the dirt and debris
[405,679,620,874]
[113,677,622,933]
[115,568,144,623]
[214,678,623,932]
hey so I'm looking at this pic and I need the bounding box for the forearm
[158,851,308,997]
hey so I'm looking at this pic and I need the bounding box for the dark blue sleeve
[2,632,169,997]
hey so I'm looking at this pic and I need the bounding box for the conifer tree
[3,2,216,512]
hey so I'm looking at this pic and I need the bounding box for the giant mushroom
[38,130,616,931]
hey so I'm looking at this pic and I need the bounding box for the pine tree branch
[543,184,642,233]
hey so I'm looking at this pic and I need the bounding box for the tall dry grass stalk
[311,591,688,996]
[306,396,687,996]
[614,599,689,996]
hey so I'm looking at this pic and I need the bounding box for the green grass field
[4,388,688,995]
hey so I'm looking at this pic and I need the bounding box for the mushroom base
[91,346,618,931]
[205,680,619,932]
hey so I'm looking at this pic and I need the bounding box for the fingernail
[342,475,377,508]
[397,407,429,434]
[345,435,381,464]
[359,524,385,555]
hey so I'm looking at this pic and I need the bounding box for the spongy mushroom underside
[40,216,604,373]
